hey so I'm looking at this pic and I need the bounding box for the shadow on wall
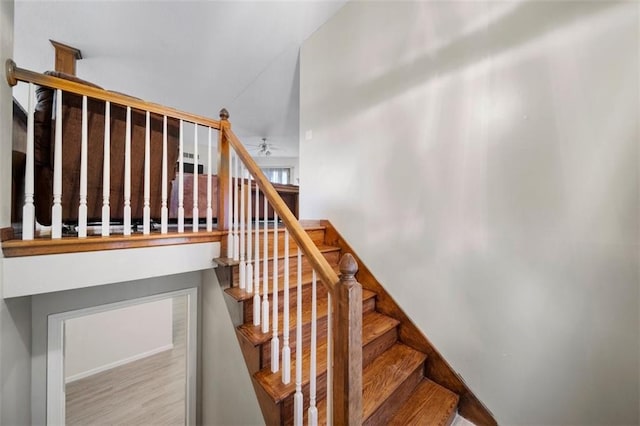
[305,1,639,424]
[307,0,623,131]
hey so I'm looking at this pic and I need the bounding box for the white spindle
[161,116,168,234]
[22,82,35,240]
[51,89,63,239]
[308,270,318,426]
[143,111,151,235]
[233,153,240,261]
[78,96,88,238]
[246,174,253,294]
[293,248,303,425]
[226,145,233,258]
[123,106,132,236]
[326,291,332,425]
[206,127,213,231]
[101,101,111,237]
[261,196,269,333]
[282,228,291,384]
[239,162,246,290]
[271,212,279,373]
[192,124,199,231]
[178,119,184,232]
[253,187,261,327]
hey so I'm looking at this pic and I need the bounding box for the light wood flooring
[65,296,187,425]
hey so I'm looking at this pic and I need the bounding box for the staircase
[216,223,467,425]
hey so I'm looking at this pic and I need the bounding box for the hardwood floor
[65,296,187,425]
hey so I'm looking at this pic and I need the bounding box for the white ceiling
[13,0,345,157]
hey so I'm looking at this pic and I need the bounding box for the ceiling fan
[250,138,279,157]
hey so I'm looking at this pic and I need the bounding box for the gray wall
[202,269,264,426]
[0,0,32,425]
[299,2,639,425]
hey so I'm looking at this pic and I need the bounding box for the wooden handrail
[223,125,340,293]
[5,59,221,129]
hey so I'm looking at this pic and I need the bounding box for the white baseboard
[65,343,174,384]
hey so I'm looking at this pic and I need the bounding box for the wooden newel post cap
[219,108,230,121]
[339,253,358,279]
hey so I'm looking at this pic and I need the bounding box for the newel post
[333,253,363,425]
[217,108,230,234]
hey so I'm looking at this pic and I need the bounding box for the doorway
[47,288,197,425]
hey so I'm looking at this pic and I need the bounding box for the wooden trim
[224,127,339,293]
[5,59,221,129]
[49,40,82,60]
[50,40,82,76]
[321,220,498,426]
[1,231,223,257]
[0,227,15,242]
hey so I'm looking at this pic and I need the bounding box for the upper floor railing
[4,59,362,424]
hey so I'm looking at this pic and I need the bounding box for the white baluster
[282,228,291,384]
[239,162,246,290]
[226,144,233,258]
[233,153,239,261]
[246,173,253,294]
[22,82,35,240]
[101,101,111,237]
[51,89,63,239]
[78,96,88,238]
[192,124,199,232]
[261,195,269,333]
[293,248,303,426]
[253,186,261,327]
[161,116,168,234]
[206,127,213,231]
[143,111,151,235]
[326,291,332,425]
[178,119,184,233]
[271,212,279,373]
[123,106,132,236]
[308,270,318,426]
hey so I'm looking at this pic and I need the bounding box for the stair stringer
[321,220,498,426]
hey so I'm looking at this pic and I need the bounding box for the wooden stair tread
[362,343,427,420]
[254,311,399,403]
[311,343,427,423]
[362,311,399,343]
[214,244,340,267]
[238,289,377,346]
[387,379,459,426]
[224,265,341,302]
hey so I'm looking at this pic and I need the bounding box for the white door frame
[46,287,198,426]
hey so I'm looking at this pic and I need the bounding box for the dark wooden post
[333,253,363,425]
[217,108,230,238]
[50,40,82,76]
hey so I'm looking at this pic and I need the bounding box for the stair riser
[244,283,326,327]
[261,313,329,370]
[242,283,376,325]
[223,228,326,260]
[281,371,328,426]
[363,363,424,426]
[257,317,399,413]
[363,327,398,367]
[231,250,340,287]
[260,320,389,375]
